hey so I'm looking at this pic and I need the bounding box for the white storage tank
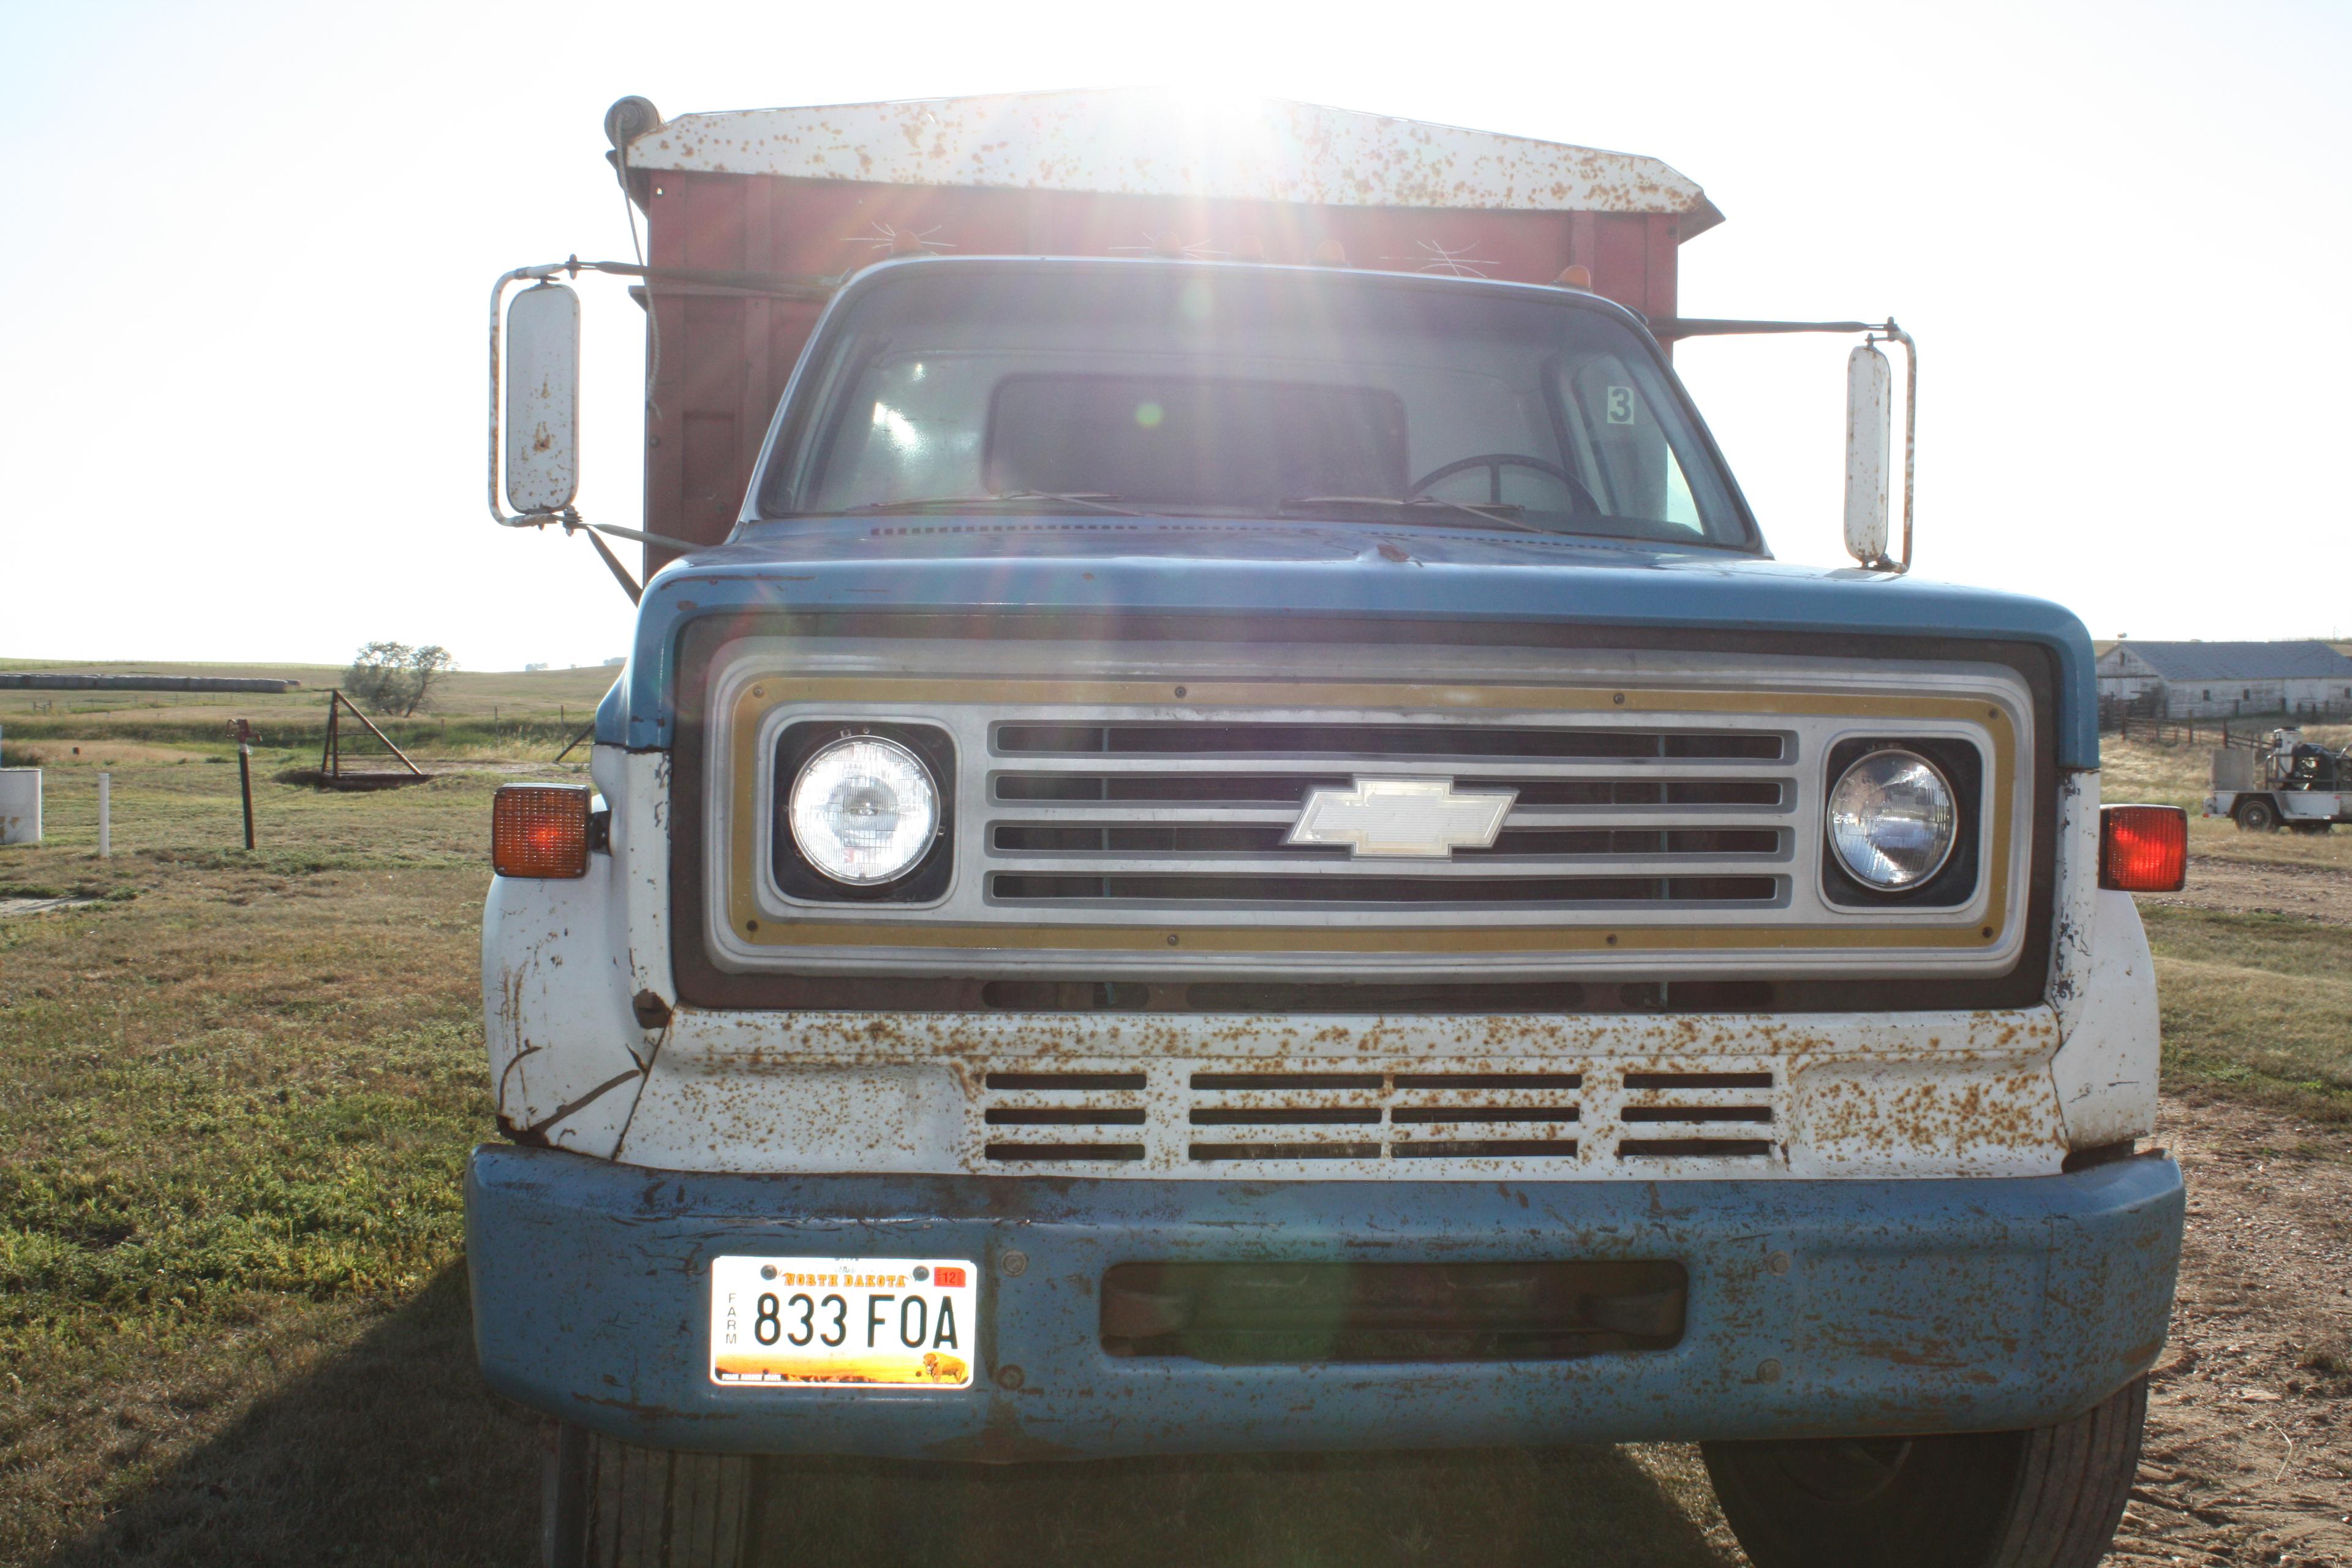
[0,768,41,845]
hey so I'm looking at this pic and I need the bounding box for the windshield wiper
[819,492,1145,518]
[1278,496,1551,535]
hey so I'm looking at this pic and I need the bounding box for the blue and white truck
[470,90,2187,1568]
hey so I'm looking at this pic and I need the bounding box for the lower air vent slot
[984,1143,1147,1163]
[1101,1260,1687,1363]
[1619,1105,1771,1125]
[1190,1107,1382,1126]
[984,1107,1146,1126]
[1616,1138,1774,1159]
[1391,1107,1580,1124]
[1623,1071,1773,1090]
[1191,1072,1383,1091]
[1393,1139,1579,1159]
[1189,1142,1382,1162]
[1395,1072,1583,1091]
[986,1071,1146,1091]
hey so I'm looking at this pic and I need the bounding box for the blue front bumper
[466,1147,2182,1461]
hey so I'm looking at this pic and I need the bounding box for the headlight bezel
[772,722,956,903]
[1820,736,1983,908]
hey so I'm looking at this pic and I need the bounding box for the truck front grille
[981,718,1793,912]
[976,1063,1781,1170]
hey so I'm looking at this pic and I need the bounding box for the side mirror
[503,282,581,516]
[1842,343,1892,567]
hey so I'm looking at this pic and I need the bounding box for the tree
[345,641,458,717]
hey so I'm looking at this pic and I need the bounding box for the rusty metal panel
[1589,213,1653,314]
[1643,213,1681,323]
[622,91,1717,221]
[611,1008,2070,1180]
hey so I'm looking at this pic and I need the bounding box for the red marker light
[2099,805,2187,893]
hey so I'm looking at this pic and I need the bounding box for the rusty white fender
[481,747,671,1155]
[2046,769,2161,1148]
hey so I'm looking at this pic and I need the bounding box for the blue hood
[599,517,2098,767]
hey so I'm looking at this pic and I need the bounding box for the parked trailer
[2207,727,2350,832]
[473,90,2184,1568]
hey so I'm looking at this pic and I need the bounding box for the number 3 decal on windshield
[1605,386,1637,425]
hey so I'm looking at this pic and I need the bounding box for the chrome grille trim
[699,638,2034,980]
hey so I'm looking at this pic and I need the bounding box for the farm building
[2096,640,2352,719]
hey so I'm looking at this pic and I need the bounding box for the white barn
[2096,641,2352,720]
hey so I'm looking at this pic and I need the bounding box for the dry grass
[2143,907,2352,1126]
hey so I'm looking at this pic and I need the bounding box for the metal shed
[609,89,1725,568]
[2095,640,2352,719]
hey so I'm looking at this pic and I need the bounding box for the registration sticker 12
[708,1256,978,1389]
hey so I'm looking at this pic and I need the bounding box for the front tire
[2235,796,2280,832]
[544,1423,753,1568]
[1702,1376,2146,1568]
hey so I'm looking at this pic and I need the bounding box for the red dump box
[609,89,1724,567]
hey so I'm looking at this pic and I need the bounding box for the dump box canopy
[621,89,1722,230]
[611,89,1722,560]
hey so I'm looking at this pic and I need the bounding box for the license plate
[708,1255,978,1389]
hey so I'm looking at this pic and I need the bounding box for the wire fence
[2111,714,2267,750]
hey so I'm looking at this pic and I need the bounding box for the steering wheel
[1406,453,1599,514]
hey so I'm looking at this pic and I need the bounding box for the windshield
[756,262,1754,548]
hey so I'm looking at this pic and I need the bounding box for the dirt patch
[0,896,103,920]
[2141,855,2352,927]
[2116,1091,2352,1566]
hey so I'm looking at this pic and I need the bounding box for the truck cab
[470,91,2185,1568]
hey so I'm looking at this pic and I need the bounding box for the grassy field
[0,731,2344,1564]
[0,658,622,762]
[2147,907,2352,1127]
[0,745,548,1564]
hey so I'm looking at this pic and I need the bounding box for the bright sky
[3,1,2345,671]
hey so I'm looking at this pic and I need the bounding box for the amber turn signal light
[494,785,593,878]
[2098,805,2187,893]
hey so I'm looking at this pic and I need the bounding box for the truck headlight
[1826,748,1957,890]
[788,736,940,884]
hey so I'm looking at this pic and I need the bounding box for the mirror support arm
[489,260,720,608]
[570,516,643,606]
[1654,315,1917,576]
[1876,322,1917,575]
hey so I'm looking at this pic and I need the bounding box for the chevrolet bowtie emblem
[1285,778,1518,858]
